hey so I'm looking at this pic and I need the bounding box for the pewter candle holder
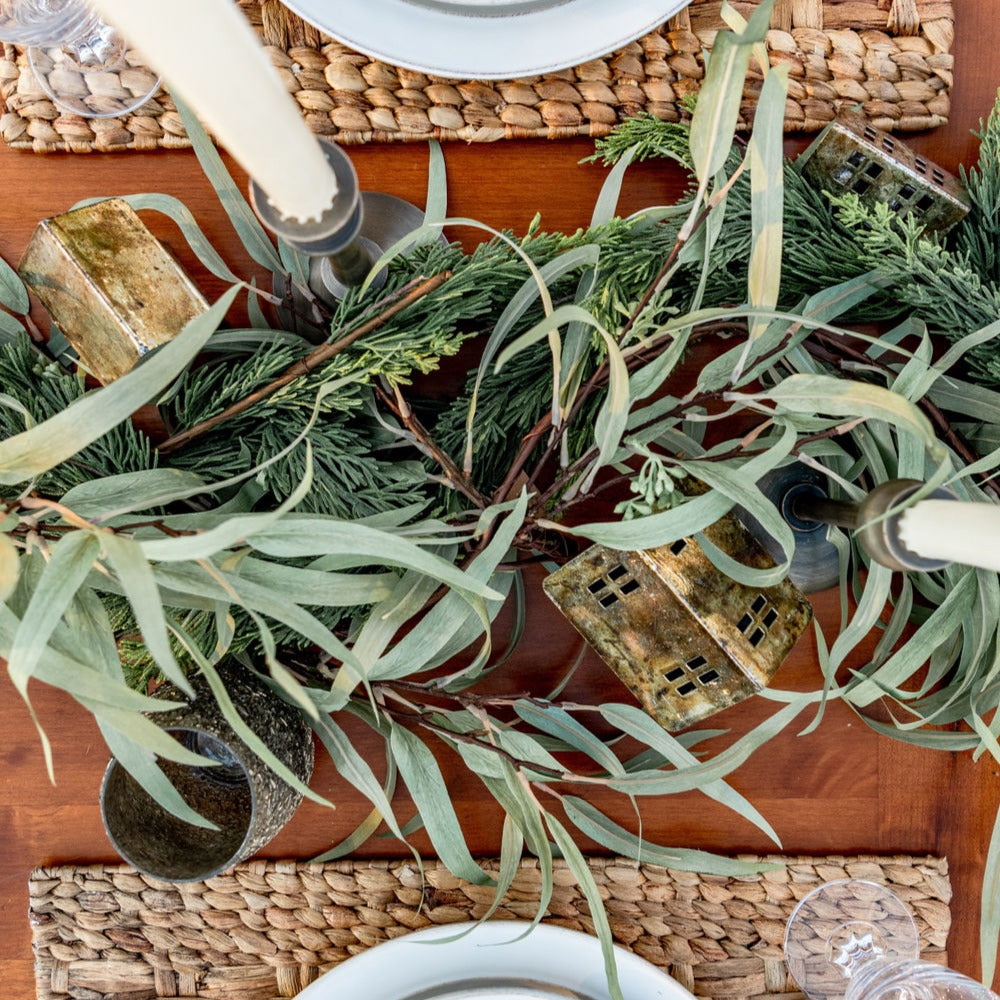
[249,137,429,336]
[754,468,954,592]
[100,663,314,882]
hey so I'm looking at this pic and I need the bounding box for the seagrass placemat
[30,854,950,1000]
[1,0,954,153]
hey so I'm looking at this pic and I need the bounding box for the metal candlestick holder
[755,468,954,593]
[249,138,429,338]
[100,663,314,882]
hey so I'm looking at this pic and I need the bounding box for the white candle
[899,498,1000,573]
[90,0,338,224]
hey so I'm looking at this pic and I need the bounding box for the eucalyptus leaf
[0,254,29,315]
[0,287,238,485]
[0,533,18,602]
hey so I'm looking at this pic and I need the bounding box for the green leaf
[0,254,29,315]
[600,696,812,795]
[423,141,448,233]
[178,649,333,811]
[390,724,493,885]
[0,533,18,603]
[7,532,100,699]
[744,65,789,346]
[544,812,623,1000]
[513,702,623,776]
[62,469,212,522]
[310,709,405,835]
[0,310,26,340]
[561,796,780,875]
[313,756,398,863]
[598,702,779,843]
[172,93,284,274]
[730,374,944,458]
[0,286,238,485]
[99,533,194,697]
[249,520,503,602]
[983,803,1000,986]
[98,720,219,830]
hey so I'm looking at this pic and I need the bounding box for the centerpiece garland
[5,4,1000,991]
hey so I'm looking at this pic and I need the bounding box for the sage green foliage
[7,6,1000,994]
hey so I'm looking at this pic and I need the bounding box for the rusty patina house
[544,514,813,731]
[797,114,969,234]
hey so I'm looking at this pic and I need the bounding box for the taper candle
[89,0,338,223]
[898,499,1000,574]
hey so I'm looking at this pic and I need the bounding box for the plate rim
[293,920,694,1000]
[278,0,691,79]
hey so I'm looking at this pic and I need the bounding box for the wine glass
[784,879,1000,1000]
[0,0,159,118]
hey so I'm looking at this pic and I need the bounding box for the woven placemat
[1,0,954,153]
[30,854,950,1000]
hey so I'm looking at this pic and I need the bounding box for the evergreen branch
[158,272,452,454]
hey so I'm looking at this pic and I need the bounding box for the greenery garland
[5,5,1000,992]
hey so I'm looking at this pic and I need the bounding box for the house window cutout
[669,538,689,556]
[864,162,884,180]
[881,136,895,153]
[686,655,708,671]
[665,667,685,683]
[916,193,936,213]
[848,150,866,168]
[739,595,778,647]
[700,669,720,684]
[677,680,697,697]
[852,177,873,195]
[863,125,878,141]
[590,563,641,608]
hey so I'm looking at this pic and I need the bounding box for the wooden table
[3,5,1000,997]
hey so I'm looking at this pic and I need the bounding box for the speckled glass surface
[100,663,314,882]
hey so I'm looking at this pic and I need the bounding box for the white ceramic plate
[294,921,694,1000]
[280,0,693,79]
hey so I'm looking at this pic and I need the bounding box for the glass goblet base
[27,25,159,118]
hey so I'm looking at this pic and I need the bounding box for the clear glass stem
[848,958,998,1000]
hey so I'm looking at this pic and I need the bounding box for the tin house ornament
[18,198,208,384]
[797,113,970,234]
[543,513,812,731]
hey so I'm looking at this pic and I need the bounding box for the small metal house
[543,513,812,731]
[18,199,208,384]
[797,114,969,234]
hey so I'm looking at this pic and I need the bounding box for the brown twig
[375,383,487,509]
[157,272,451,454]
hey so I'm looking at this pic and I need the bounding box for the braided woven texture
[31,854,950,1000]
[1,0,954,153]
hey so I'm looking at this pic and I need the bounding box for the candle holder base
[744,466,843,594]
[274,192,430,340]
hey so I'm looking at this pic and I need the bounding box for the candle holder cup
[100,663,314,883]
[750,468,955,592]
[250,138,432,339]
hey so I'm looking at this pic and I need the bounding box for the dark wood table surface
[3,5,1000,997]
